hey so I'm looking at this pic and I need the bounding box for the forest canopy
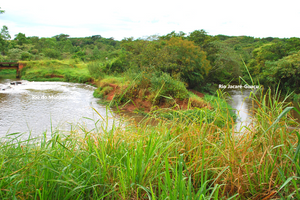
[1,25,300,93]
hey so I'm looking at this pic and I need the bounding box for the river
[0,77,116,137]
[225,88,256,132]
[0,77,297,137]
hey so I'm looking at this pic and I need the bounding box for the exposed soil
[106,84,118,101]
[50,74,64,78]
[104,85,208,113]
[188,89,204,98]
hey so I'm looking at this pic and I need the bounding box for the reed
[0,88,299,199]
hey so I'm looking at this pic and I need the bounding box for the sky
[1,0,300,41]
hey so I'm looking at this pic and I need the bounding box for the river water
[225,88,256,131]
[0,77,116,137]
[1,77,296,137]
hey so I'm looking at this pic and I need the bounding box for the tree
[205,41,242,83]
[162,37,211,88]
[0,36,5,55]
[91,35,102,41]
[261,51,300,93]
[0,7,4,14]
[187,29,208,46]
[1,25,11,40]
[43,37,57,49]
[160,31,186,40]
[7,48,22,60]
[53,34,69,41]
[122,37,211,88]
[62,40,74,53]
[0,26,10,55]
[14,33,28,45]
[43,48,60,59]
[92,46,101,60]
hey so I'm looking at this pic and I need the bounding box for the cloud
[1,0,300,40]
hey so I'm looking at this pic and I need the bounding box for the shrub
[103,58,126,74]
[20,52,33,61]
[7,48,22,60]
[189,96,208,108]
[87,61,105,79]
[150,72,189,100]
[93,86,114,98]
[64,72,90,83]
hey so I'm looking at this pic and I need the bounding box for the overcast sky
[1,0,300,40]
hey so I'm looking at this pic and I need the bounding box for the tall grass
[0,88,299,199]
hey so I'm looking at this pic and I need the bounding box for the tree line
[1,23,300,94]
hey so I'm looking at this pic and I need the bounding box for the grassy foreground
[0,89,299,199]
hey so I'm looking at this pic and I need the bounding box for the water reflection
[225,89,257,132]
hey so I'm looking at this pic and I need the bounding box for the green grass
[0,88,299,199]
[0,69,16,75]
[146,91,236,128]
[20,59,92,83]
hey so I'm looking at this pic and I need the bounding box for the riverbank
[3,59,300,198]
[0,88,299,199]
[15,59,236,124]
[19,59,94,84]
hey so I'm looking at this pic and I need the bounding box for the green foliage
[164,37,211,88]
[260,51,300,93]
[91,45,101,60]
[72,50,86,61]
[0,35,5,54]
[64,72,90,83]
[206,41,242,83]
[43,48,61,59]
[53,33,70,41]
[187,29,209,46]
[1,25,10,40]
[0,69,15,75]
[93,86,114,98]
[159,30,186,40]
[122,37,211,88]
[62,40,74,53]
[20,51,33,60]
[293,93,300,102]
[104,57,126,74]
[0,76,299,199]
[93,87,104,98]
[115,71,189,106]
[155,92,236,127]
[7,48,23,60]
[0,26,10,54]
[88,54,128,78]
[20,60,92,83]
[150,72,189,100]
[2,25,300,97]
[14,32,28,45]
[87,61,105,78]
[0,29,120,62]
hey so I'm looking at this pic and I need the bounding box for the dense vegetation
[1,90,300,199]
[1,7,300,198]
[1,26,300,96]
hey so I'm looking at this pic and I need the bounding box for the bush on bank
[0,89,299,199]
